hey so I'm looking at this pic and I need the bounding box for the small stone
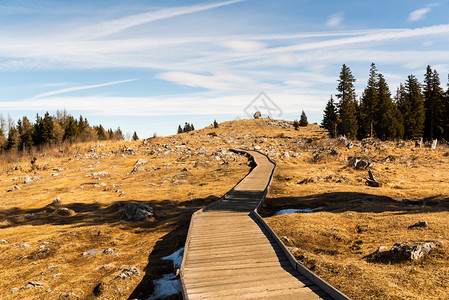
[10,288,19,293]
[18,243,31,248]
[22,281,44,289]
[0,239,8,243]
[116,266,141,279]
[52,197,61,204]
[376,246,388,253]
[409,221,428,229]
[103,248,113,254]
[282,236,291,243]
[93,282,104,296]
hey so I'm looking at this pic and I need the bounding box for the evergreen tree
[213,119,219,128]
[293,120,300,130]
[376,73,403,139]
[423,66,444,140]
[299,110,308,126]
[64,116,79,141]
[18,116,34,150]
[6,127,19,150]
[336,64,358,139]
[95,124,107,140]
[359,63,379,138]
[132,131,139,141]
[177,125,183,134]
[191,123,195,131]
[402,75,425,139]
[322,96,337,137]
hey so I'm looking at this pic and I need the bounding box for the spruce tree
[299,110,308,126]
[322,96,337,137]
[336,64,358,139]
[423,66,444,140]
[376,73,403,140]
[177,125,183,134]
[359,63,379,138]
[132,131,139,141]
[213,119,219,128]
[402,75,425,139]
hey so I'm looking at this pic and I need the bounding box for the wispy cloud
[408,4,437,22]
[78,0,244,39]
[326,14,343,27]
[33,79,137,99]
[220,40,266,53]
[157,71,260,92]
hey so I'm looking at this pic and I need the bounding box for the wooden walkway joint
[180,149,349,299]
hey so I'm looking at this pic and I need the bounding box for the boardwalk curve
[180,149,348,299]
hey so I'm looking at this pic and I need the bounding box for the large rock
[390,242,437,260]
[124,204,153,221]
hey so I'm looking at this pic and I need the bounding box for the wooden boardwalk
[180,150,335,299]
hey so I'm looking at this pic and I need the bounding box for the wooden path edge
[179,148,350,300]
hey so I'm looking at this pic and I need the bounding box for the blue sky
[1,0,449,138]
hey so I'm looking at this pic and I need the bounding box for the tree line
[322,63,449,141]
[0,110,125,153]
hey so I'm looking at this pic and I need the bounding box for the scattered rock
[52,197,61,204]
[10,288,18,293]
[348,157,358,167]
[1,239,8,243]
[376,246,388,253]
[390,242,437,260]
[116,267,141,279]
[96,264,116,271]
[365,169,382,187]
[93,282,104,296]
[355,160,371,170]
[409,221,428,229]
[91,171,109,178]
[22,281,44,289]
[103,248,113,254]
[7,185,21,192]
[18,243,31,248]
[124,203,154,221]
[253,111,261,119]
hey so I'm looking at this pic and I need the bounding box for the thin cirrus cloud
[33,79,137,99]
[77,0,245,39]
[220,40,267,53]
[408,4,438,22]
[326,14,343,27]
[157,71,258,91]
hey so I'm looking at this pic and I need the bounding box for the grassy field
[260,129,449,299]
[2,118,448,299]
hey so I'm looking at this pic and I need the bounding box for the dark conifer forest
[0,110,124,153]
[323,64,449,141]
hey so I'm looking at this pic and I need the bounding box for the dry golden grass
[0,131,253,299]
[261,127,449,299]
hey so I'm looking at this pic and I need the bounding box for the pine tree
[132,131,139,141]
[336,64,358,139]
[402,75,425,139]
[293,120,300,130]
[299,110,308,126]
[213,119,219,128]
[359,63,379,138]
[6,127,19,150]
[376,73,403,140]
[322,96,337,137]
[177,125,183,134]
[18,116,34,150]
[423,66,444,140]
